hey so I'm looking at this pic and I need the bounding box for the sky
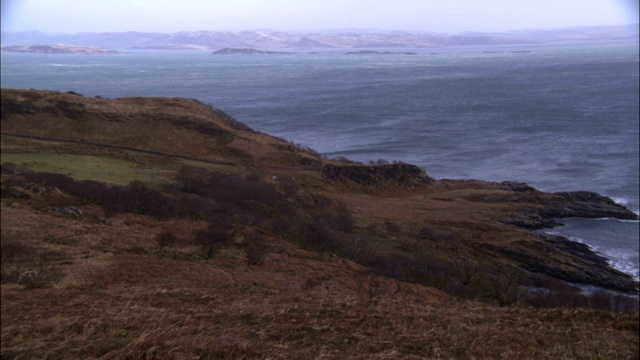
[2,0,638,34]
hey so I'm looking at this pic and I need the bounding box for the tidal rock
[483,233,639,293]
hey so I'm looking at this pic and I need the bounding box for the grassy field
[0,152,176,186]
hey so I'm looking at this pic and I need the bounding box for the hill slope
[1,88,638,358]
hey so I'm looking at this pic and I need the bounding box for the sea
[1,40,638,281]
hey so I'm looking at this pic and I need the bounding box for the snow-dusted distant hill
[1,25,637,50]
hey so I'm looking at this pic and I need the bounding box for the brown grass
[1,199,638,359]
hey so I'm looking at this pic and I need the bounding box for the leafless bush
[452,259,479,286]
[333,236,372,261]
[488,272,524,307]
[303,275,334,291]
[22,172,172,218]
[418,224,453,241]
[373,159,390,165]
[384,221,401,234]
[301,222,339,253]
[23,171,76,190]
[356,271,384,300]
[168,192,216,220]
[156,231,177,250]
[193,228,231,260]
[0,162,34,175]
[244,236,267,267]
[334,156,359,164]
[335,203,354,232]
[176,165,212,194]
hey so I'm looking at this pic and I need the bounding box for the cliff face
[1,88,638,295]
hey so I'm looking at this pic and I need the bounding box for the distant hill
[1,25,637,50]
[1,44,124,54]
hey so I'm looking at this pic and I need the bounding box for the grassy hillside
[1,88,638,358]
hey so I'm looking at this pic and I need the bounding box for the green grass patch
[1,152,171,186]
[178,159,240,174]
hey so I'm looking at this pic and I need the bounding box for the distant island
[212,48,293,55]
[1,45,124,55]
[346,50,417,55]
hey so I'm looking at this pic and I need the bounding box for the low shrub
[487,272,524,306]
[193,227,232,260]
[156,231,177,250]
[24,171,76,190]
[21,172,173,218]
[418,224,454,241]
[175,165,211,194]
[0,162,35,175]
[73,179,109,202]
[384,221,401,234]
[244,236,267,267]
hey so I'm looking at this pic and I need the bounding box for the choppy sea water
[2,41,638,280]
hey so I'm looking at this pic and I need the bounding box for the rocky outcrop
[449,179,637,228]
[320,163,437,189]
[483,233,639,293]
[542,191,638,219]
[502,191,638,230]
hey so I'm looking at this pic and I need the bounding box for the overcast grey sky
[2,0,638,34]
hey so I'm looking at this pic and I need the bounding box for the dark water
[2,41,638,279]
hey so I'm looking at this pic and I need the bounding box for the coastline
[1,87,638,295]
[545,217,640,282]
